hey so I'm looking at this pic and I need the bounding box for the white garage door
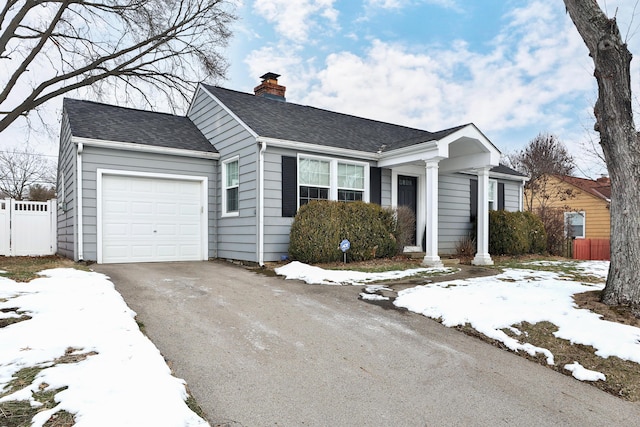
[101,174,204,263]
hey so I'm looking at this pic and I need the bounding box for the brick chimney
[254,72,286,101]
[596,175,610,184]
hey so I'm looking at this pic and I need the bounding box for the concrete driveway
[93,261,640,426]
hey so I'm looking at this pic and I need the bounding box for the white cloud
[252,0,339,43]
[365,0,460,11]
[268,1,594,153]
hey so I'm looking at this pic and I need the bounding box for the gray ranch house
[57,73,526,266]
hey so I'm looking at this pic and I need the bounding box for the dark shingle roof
[63,98,216,153]
[203,84,465,152]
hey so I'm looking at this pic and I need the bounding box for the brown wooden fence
[573,239,610,261]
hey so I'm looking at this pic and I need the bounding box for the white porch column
[473,167,494,265]
[422,160,443,267]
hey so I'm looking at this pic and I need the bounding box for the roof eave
[72,137,219,159]
[256,136,379,160]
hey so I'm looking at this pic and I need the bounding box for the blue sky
[219,0,640,177]
[6,0,640,177]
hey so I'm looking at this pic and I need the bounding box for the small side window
[222,157,239,216]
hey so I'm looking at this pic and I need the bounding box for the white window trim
[297,154,370,208]
[564,211,586,239]
[222,156,240,217]
[488,179,497,210]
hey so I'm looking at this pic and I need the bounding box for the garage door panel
[104,201,128,214]
[180,204,200,215]
[156,224,178,236]
[131,201,153,215]
[103,244,129,259]
[179,224,200,235]
[101,175,204,263]
[104,223,128,236]
[131,245,153,257]
[157,245,178,257]
[131,224,154,236]
[131,179,153,193]
[178,246,200,257]
[157,203,178,215]
[180,182,200,195]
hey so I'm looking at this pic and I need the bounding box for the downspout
[76,142,84,261]
[258,140,267,266]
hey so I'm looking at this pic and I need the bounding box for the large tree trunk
[563,1,640,316]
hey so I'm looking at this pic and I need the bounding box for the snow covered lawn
[277,260,640,385]
[0,268,208,427]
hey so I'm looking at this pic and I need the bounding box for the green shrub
[288,200,397,263]
[488,210,547,256]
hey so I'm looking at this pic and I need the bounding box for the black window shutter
[282,156,297,217]
[498,182,505,210]
[470,179,477,222]
[370,167,382,205]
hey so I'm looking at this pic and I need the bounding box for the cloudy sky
[222,0,640,177]
[6,0,640,177]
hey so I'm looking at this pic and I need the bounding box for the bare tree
[563,1,640,316]
[28,183,56,201]
[0,0,235,134]
[506,132,576,211]
[0,147,55,200]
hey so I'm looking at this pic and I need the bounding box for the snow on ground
[0,269,208,427]
[277,260,640,381]
[564,361,606,382]
[275,260,451,285]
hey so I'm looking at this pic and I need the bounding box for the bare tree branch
[505,132,575,212]
[0,0,235,132]
[0,147,56,200]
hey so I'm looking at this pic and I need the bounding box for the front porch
[378,124,501,267]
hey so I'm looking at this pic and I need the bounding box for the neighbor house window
[337,163,364,202]
[488,179,498,210]
[298,156,368,207]
[223,157,239,216]
[565,211,585,238]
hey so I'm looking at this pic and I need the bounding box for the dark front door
[398,175,417,245]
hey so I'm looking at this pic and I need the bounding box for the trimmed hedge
[288,200,397,263]
[488,210,547,255]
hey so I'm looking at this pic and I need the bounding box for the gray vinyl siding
[79,146,217,262]
[56,113,77,260]
[503,180,521,211]
[189,88,258,262]
[438,173,473,254]
[438,174,522,255]
[263,150,294,261]
[381,168,392,207]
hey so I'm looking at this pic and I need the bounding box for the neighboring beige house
[528,174,611,239]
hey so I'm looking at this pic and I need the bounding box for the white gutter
[256,136,379,161]
[76,142,84,261]
[258,141,267,266]
[72,137,220,159]
[459,170,529,182]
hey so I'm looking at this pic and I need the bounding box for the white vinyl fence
[0,198,57,256]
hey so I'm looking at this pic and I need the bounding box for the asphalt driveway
[93,261,640,426]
